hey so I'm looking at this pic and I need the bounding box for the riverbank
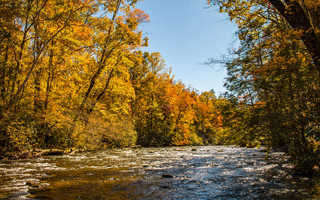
[0,145,144,160]
[0,148,79,160]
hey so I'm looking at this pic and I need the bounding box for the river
[0,146,315,199]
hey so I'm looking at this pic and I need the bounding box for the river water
[0,146,315,199]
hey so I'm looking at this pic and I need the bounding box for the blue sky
[136,0,237,95]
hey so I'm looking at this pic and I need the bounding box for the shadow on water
[0,146,316,199]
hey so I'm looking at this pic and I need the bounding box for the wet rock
[26,181,40,188]
[217,149,223,152]
[28,195,51,199]
[162,174,174,178]
[247,162,254,166]
[191,148,197,151]
[86,172,94,176]
[26,181,33,186]
[259,148,269,153]
[69,149,80,155]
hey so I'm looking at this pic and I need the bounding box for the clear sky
[135,0,238,95]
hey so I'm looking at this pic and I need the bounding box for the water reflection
[0,146,314,199]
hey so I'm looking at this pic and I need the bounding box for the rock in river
[162,174,174,178]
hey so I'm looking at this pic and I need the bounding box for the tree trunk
[87,68,115,115]
[45,41,54,110]
[268,0,320,72]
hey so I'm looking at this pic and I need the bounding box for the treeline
[207,0,320,176]
[2,0,319,179]
[0,0,235,158]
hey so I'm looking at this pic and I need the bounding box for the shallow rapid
[0,146,314,199]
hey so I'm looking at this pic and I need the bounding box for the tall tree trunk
[33,23,42,111]
[87,68,115,115]
[45,41,54,110]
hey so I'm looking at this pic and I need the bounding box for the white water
[0,146,313,199]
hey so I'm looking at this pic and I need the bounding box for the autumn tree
[207,0,320,175]
[130,52,206,146]
[193,90,223,144]
[0,0,150,155]
[267,0,320,71]
[0,0,95,115]
[0,0,229,158]
[207,0,320,72]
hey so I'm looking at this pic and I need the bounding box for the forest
[0,0,319,179]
